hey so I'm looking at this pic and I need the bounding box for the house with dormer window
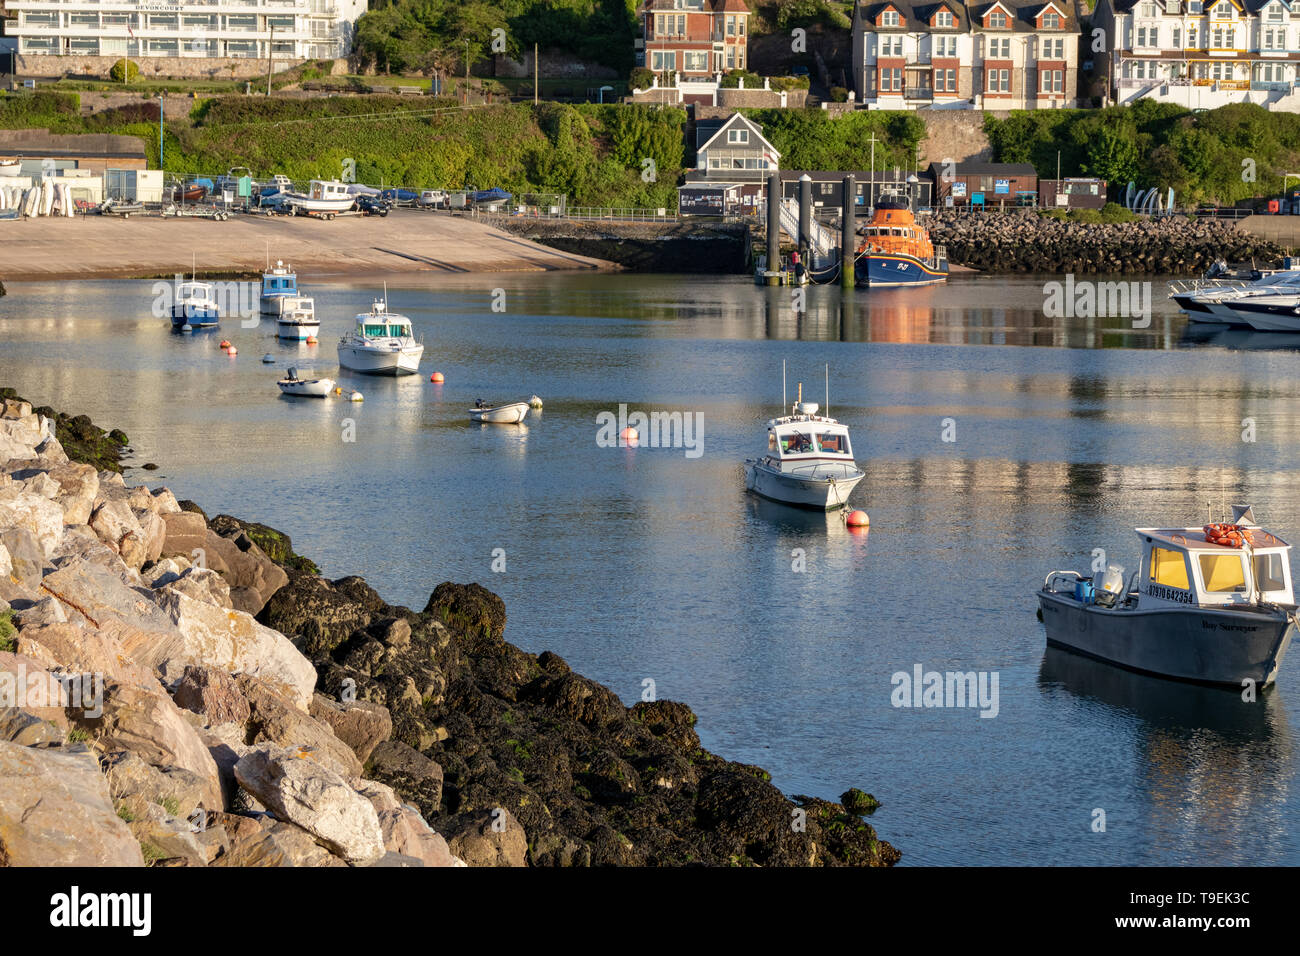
[851,0,1078,108]
[693,112,781,181]
[1093,0,1300,109]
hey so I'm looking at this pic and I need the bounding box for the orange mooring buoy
[431,372,444,383]
[226,345,237,356]
[306,335,318,345]
[219,340,231,349]
[620,427,639,445]
[845,510,869,528]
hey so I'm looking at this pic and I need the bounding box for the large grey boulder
[309,694,392,765]
[0,487,63,558]
[234,747,385,865]
[237,675,360,778]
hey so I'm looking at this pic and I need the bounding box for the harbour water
[2,272,1297,865]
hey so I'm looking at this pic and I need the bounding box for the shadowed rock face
[263,575,900,867]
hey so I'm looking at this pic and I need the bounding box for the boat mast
[825,363,829,418]
[782,359,787,412]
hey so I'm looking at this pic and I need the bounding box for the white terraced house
[4,0,366,61]
[1093,0,1300,109]
[851,0,1079,109]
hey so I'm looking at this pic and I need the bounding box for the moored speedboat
[854,197,948,288]
[469,400,529,424]
[276,296,319,340]
[170,279,221,329]
[336,298,424,376]
[261,260,299,316]
[277,367,335,397]
[1037,505,1297,687]
[743,369,865,510]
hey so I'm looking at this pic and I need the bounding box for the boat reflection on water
[1039,646,1292,859]
[1180,323,1300,352]
[745,493,867,543]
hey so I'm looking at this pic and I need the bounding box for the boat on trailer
[743,365,865,511]
[284,180,355,218]
[1037,505,1297,687]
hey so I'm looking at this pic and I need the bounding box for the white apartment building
[4,0,366,60]
[1094,0,1300,109]
[852,0,1079,109]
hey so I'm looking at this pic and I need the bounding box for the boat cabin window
[1150,546,1190,590]
[816,432,850,454]
[781,432,814,454]
[1253,552,1287,591]
[1198,552,1248,592]
[364,324,388,336]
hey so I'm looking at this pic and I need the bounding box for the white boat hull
[262,295,296,316]
[277,318,321,340]
[337,342,424,376]
[285,195,354,213]
[744,458,864,510]
[470,403,530,424]
[278,377,335,397]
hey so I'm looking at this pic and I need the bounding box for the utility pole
[464,41,470,105]
[866,133,878,212]
[158,92,164,169]
[265,23,275,95]
[534,42,538,104]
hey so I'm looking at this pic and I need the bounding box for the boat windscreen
[1253,552,1287,590]
[1199,553,1248,593]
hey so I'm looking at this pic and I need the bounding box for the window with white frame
[1211,26,1233,47]
[1138,2,1155,15]
[988,10,1007,27]
[684,51,709,71]
[935,67,957,90]
[937,10,954,26]
[882,9,900,25]
[651,50,676,70]
[879,66,902,90]
[1209,60,1234,79]
[1136,26,1155,46]
[1167,0,1181,12]
[1264,27,1286,48]
[1039,68,1063,91]
[727,128,749,144]
[1172,26,1181,46]
[1212,2,1233,16]
[986,67,1010,90]
[1043,11,1060,27]
[934,34,957,56]
[1258,61,1288,81]
[988,36,1011,57]
[1188,0,1203,11]
[880,35,904,55]
[1041,37,1064,58]
[1268,2,1285,20]
[1187,25,1198,45]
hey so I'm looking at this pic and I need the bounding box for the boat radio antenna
[825,363,829,419]
[782,359,787,412]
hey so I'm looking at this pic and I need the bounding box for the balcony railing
[904,87,933,98]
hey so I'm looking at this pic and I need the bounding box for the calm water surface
[1,272,1297,866]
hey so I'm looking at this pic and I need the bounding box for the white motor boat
[1170,259,1300,328]
[277,367,335,397]
[170,279,221,329]
[469,400,530,424]
[743,369,865,511]
[337,298,424,375]
[284,180,355,218]
[1038,505,1297,687]
[276,296,320,340]
[261,260,299,315]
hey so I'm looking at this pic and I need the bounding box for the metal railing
[474,205,675,221]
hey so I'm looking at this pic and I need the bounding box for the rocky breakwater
[927,211,1285,275]
[0,394,898,867]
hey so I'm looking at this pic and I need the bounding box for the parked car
[791,66,810,78]
[418,189,448,209]
[354,194,391,217]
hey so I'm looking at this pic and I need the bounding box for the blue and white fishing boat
[170,278,221,330]
[260,260,299,316]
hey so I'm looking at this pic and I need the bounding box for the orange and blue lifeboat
[855,199,949,287]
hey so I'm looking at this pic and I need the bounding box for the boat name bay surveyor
[596,404,704,458]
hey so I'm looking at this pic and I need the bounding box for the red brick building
[639,0,751,78]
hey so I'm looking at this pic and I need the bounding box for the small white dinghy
[469,400,530,424]
[277,367,335,398]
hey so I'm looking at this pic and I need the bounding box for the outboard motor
[1093,564,1126,608]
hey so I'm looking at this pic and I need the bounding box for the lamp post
[598,84,613,103]
[158,92,164,169]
